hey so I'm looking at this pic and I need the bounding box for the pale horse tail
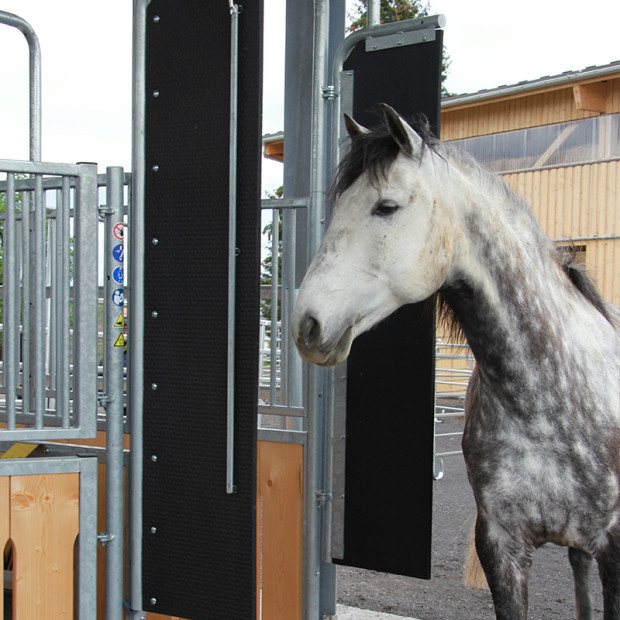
[463,511,488,590]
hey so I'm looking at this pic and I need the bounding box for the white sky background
[0,0,618,195]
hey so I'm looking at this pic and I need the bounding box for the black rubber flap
[334,31,443,579]
[142,2,262,617]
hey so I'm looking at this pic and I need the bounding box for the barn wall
[441,76,620,140]
[503,160,620,306]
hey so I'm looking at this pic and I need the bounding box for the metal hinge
[322,85,337,101]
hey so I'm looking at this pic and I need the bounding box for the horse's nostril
[303,315,321,347]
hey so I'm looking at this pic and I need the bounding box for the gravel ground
[337,417,606,619]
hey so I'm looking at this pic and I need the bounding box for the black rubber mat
[334,30,443,579]
[142,1,262,617]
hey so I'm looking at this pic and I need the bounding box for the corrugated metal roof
[442,60,620,109]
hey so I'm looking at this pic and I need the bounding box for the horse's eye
[373,200,400,216]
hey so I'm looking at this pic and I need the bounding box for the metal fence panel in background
[0,160,98,440]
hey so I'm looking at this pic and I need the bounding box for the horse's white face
[291,106,455,366]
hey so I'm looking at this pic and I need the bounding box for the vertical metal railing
[226,0,240,495]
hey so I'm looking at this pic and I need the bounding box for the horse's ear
[344,113,369,138]
[380,103,420,155]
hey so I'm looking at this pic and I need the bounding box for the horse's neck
[442,193,585,399]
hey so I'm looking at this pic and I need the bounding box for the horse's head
[292,104,455,366]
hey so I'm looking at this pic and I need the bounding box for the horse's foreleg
[596,527,620,620]
[568,547,594,620]
[475,513,533,620]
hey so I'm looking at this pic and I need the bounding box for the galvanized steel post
[129,1,148,615]
[305,1,332,617]
[103,166,126,619]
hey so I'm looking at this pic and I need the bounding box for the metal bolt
[150,598,157,605]
[151,310,158,318]
[315,570,320,577]
[153,90,160,98]
[150,526,157,534]
[151,383,158,391]
[152,237,159,246]
[153,15,160,23]
[151,454,158,462]
[152,164,159,172]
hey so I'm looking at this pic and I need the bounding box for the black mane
[331,115,438,201]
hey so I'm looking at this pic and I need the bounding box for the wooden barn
[441,60,620,307]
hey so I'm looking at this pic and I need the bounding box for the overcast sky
[0,0,618,192]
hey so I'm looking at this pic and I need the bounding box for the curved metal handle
[0,11,42,161]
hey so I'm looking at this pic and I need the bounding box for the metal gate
[0,10,130,619]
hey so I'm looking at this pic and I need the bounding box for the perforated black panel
[334,32,443,579]
[142,2,262,617]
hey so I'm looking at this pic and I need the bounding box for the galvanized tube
[33,173,45,427]
[305,1,331,617]
[269,207,279,407]
[58,177,71,427]
[21,190,30,415]
[104,166,126,620]
[5,173,17,428]
[367,0,380,27]
[226,2,240,495]
[73,163,98,437]
[128,0,148,613]
[0,11,42,161]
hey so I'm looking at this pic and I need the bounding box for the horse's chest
[463,408,620,548]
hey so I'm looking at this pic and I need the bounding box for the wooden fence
[0,437,304,620]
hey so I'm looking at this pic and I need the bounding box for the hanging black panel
[142,1,262,618]
[334,31,443,579]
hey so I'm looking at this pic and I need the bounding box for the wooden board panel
[257,441,303,620]
[502,161,620,306]
[10,473,79,619]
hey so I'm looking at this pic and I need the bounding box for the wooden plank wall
[257,441,303,620]
[0,472,79,619]
[0,437,305,620]
[504,160,620,306]
[441,77,620,140]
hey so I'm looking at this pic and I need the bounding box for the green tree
[347,0,453,98]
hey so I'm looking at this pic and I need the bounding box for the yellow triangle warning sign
[113,332,125,348]
[114,312,124,328]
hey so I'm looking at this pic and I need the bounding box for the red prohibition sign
[113,223,125,240]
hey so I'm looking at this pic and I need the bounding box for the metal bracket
[98,531,115,546]
[365,26,436,52]
[98,393,114,408]
[315,490,332,508]
[98,204,114,220]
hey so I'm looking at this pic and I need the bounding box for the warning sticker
[114,313,124,328]
[113,223,125,240]
[113,333,125,348]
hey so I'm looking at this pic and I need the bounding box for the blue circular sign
[112,289,124,307]
[113,266,124,284]
[112,244,124,263]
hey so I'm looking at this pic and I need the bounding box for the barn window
[450,113,620,173]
